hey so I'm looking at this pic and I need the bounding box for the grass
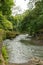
[2,46,8,62]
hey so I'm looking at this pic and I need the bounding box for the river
[3,34,43,64]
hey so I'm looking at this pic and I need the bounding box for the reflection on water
[3,34,43,63]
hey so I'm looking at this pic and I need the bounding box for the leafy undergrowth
[0,29,6,42]
[6,31,19,39]
[2,46,8,62]
[0,29,20,41]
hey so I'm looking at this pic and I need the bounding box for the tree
[18,0,43,35]
[0,0,14,16]
[0,14,13,30]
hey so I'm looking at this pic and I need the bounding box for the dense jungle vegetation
[0,0,43,37]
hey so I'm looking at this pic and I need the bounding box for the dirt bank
[31,39,43,46]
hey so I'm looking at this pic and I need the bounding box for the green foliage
[2,19,13,30]
[0,0,43,37]
[0,0,14,16]
[0,14,13,30]
[6,31,19,39]
[0,29,6,41]
[18,0,43,36]
[2,46,8,61]
[7,14,24,31]
[7,16,17,31]
[6,31,16,39]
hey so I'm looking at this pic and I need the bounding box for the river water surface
[3,34,43,63]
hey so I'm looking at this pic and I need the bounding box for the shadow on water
[20,39,43,46]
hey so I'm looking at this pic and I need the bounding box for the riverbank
[1,57,43,65]
[20,37,43,46]
[0,29,20,65]
[31,34,43,46]
[0,32,43,65]
[22,38,43,46]
[30,39,43,46]
[3,34,43,65]
[7,57,43,65]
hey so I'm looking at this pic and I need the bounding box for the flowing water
[3,34,43,63]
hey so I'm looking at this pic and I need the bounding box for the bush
[6,31,19,39]
[0,29,19,41]
[0,29,6,42]
[0,14,13,30]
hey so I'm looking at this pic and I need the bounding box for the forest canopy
[0,0,43,36]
